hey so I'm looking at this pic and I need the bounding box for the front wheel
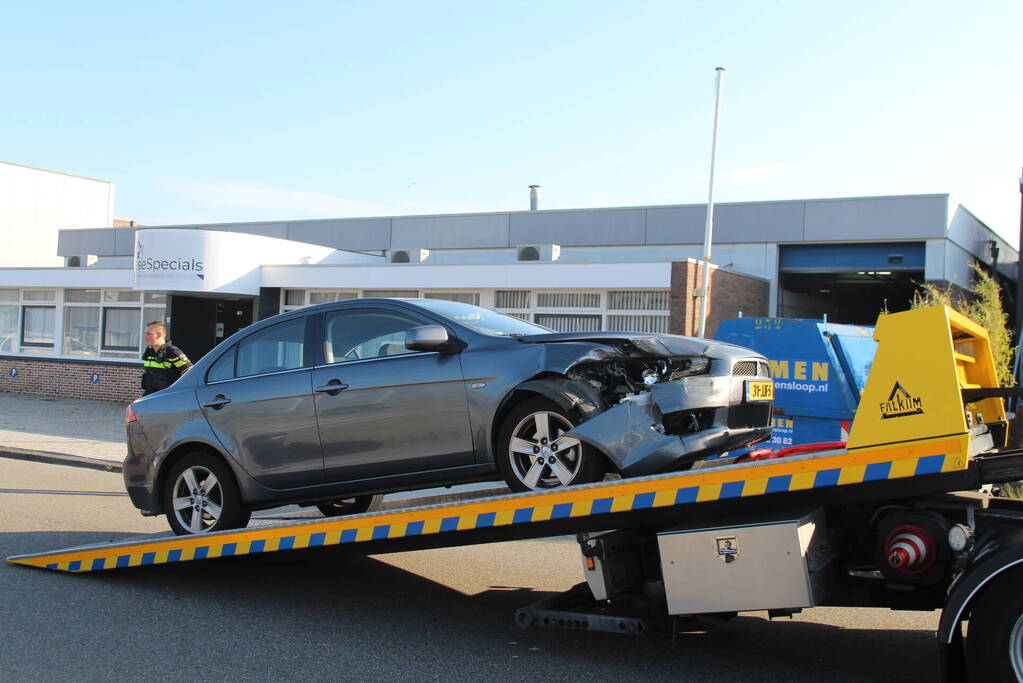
[965,565,1023,682]
[163,452,250,535]
[496,397,606,492]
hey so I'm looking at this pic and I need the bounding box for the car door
[311,306,474,483]
[196,316,324,489]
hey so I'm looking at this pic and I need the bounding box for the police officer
[141,321,192,395]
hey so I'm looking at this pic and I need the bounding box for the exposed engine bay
[516,332,774,476]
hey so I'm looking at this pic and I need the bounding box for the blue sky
[3,1,1021,243]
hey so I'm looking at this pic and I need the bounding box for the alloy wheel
[507,410,583,490]
[171,465,224,534]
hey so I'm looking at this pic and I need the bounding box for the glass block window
[0,289,18,302]
[607,314,669,334]
[424,292,480,305]
[534,314,602,332]
[536,292,601,308]
[144,293,167,304]
[362,289,419,298]
[608,291,670,310]
[496,290,530,308]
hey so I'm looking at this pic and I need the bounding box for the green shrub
[909,264,1016,387]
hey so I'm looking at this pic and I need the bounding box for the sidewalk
[0,393,126,471]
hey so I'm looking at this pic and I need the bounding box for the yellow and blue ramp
[7,433,969,573]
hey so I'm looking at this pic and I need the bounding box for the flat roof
[0,159,112,185]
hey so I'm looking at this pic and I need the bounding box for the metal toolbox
[657,509,828,615]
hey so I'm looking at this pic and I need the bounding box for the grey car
[124,298,773,535]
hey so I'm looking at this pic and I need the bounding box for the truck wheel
[317,495,383,517]
[965,565,1023,682]
[163,452,251,536]
[497,397,606,492]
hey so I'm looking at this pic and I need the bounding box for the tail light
[125,404,137,423]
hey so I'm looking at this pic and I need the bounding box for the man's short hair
[146,321,168,335]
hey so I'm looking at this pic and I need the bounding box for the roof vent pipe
[529,185,540,211]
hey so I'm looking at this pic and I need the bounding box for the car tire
[496,397,606,492]
[163,451,251,536]
[317,495,384,517]
[965,565,1023,682]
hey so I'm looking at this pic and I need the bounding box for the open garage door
[778,243,925,324]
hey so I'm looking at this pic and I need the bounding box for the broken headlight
[667,357,710,380]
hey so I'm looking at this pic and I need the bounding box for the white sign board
[134,229,339,295]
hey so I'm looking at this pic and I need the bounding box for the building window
[21,306,56,347]
[309,290,358,305]
[63,306,100,356]
[423,292,480,305]
[534,313,602,332]
[536,292,601,308]
[496,290,530,308]
[608,290,669,311]
[103,308,142,350]
[362,289,419,298]
[0,302,18,353]
[607,315,669,334]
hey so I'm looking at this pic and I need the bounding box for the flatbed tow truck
[9,305,1023,681]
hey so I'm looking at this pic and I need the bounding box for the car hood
[516,332,759,361]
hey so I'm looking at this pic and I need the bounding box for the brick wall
[0,356,144,403]
[670,260,770,337]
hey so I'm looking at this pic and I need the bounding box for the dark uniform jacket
[141,342,192,395]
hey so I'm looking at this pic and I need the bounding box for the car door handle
[315,380,348,395]
[203,395,231,409]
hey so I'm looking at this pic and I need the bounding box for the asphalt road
[1,458,942,681]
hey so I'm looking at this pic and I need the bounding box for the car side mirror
[405,325,459,353]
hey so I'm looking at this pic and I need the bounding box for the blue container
[715,317,878,449]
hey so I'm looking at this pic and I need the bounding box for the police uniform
[141,342,192,395]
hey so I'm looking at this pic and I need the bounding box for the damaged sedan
[124,298,773,534]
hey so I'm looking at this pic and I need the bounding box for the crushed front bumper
[565,375,772,476]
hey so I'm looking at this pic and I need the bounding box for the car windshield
[413,299,552,336]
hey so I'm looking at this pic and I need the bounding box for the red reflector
[125,405,137,423]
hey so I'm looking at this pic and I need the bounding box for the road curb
[0,446,122,473]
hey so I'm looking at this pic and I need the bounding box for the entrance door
[216,299,254,344]
[168,295,255,362]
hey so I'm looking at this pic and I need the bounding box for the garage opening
[778,242,925,325]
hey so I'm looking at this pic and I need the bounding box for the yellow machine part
[846,305,1006,454]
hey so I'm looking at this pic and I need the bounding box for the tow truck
[9,305,1023,681]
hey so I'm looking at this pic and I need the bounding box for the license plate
[745,380,774,402]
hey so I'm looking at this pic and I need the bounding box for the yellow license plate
[745,380,774,402]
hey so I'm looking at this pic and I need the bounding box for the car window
[207,347,236,383]
[323,310,425,363]
[236,318,305,377]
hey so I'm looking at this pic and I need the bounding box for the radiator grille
[732,360,769,377]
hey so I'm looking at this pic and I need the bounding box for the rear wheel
[163,452,250,536]
[496,397,606,492]
[317,495,383,517]
[965,565,1023,682]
